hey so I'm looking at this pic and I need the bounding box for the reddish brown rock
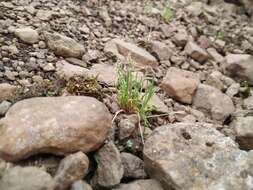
[0,96,111,161]
[161,67,199,104]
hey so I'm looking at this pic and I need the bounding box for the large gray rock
[144,123,253,190]
[193,84,235,122]
[224,54,253,85]
[0,166,54,190]
[92,141,124,188]
[113,179,164,190]
[54,152,89,190]
[0,96,111,161]
[45,32,85,58]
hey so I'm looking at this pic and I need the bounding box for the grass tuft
[116,59,155,127]
[162,6,174,23]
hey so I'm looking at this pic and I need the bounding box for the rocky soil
[0,0,253,189]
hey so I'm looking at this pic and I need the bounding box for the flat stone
[0,166,54,190]
[144,122,253,190]
[54,152,89,190]
[90,64,117,86]
[113,179,164,190]
[56,60,90,80]
[0,96,111,161]
[14,27,39,44]
[193,84,235,122]
[224,54,253,85]
[45,32,85,58]
[161,67,199,104]
[111,39,158,67]
[66,58,87,68]
[185,41,209,63]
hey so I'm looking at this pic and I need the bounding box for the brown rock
[0,96,111,161]
[173,29,188,47]
[150,41,173,61]
[185,41,209,63]
[193,84,235,122]
[14,27,39,44]
[90,63,117,86]
[92,141,123,188]
[118,114,138,140]
[0,166,54,190]
[45,32,85,58]
[54,152,89,190]
[56,60,90,80]
[161,67,199,104]
[121,152,147,179]
[114,39,158,67]
[0,83,18,102]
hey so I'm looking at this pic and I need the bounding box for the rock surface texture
[144,123,253,190]
[92,141,124,188]
[0,96,111,161]
[0,166,54,190]
[54,152,89,190]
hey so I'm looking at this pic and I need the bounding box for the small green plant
[162,6,174,23]
[126,139,134,151]
[216,31,225,40]
[144,2,153,14]
[240,81,252,98]
[116,59,155,127]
